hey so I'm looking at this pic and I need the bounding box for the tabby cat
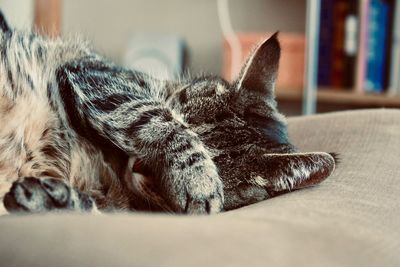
[0,13,336,215]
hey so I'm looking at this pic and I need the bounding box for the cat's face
[168,34,288,190]
[167,34,336,209]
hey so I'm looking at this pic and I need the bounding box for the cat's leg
[3,177,97,213]
[57,61,223,214]
[222,152,336,210]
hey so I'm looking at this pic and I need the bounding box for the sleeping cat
[0,13,336,215]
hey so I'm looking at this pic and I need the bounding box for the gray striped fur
[0,15,336,215]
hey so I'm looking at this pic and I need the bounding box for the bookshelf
[277,88,400,108]
[300,0,400,114]
[223,0,400,114]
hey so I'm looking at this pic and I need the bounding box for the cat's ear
[235,32,280,98]
[0,11,11,33]
[259,152,336,193]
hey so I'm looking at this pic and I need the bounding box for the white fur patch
[250,175,269,187]
[216,84,226,95]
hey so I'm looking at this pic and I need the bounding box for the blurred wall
[0,0,33,29]
[0,0,305,76]
[63,0,306,75]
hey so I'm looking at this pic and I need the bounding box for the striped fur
[0,14,336,215]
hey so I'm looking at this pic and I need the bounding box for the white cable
[217,0,242,80]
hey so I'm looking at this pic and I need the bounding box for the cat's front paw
[3,177,95,213]
[167,164,224,214]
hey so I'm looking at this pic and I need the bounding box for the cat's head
[167,33,337,210]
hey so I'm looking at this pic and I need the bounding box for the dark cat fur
[0,12,336,215]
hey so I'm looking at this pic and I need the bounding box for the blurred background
[1,0,399,115]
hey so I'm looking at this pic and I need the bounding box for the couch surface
[0,109,399,267]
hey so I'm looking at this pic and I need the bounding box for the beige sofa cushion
[0,109,399,267]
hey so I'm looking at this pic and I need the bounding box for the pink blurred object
[223,32,306,90]
[355,0,369,93]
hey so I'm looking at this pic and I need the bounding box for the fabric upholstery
[0,109,399,267]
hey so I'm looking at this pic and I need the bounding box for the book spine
[355,0,370,92]
[317,0,335,87]
[388,0,400,95]
[343,2,358,88]
[365,0,390,92]
[331,0,349,88]
[383,0,395,90]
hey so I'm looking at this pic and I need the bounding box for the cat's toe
[165,158,224,214]
[4,177,54,212]
[207,193,224,213]
[3,177,94,213]
[3,190,27,212]
[179,173,224,214]
[40,178,70,206]
[185,192,223,214]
